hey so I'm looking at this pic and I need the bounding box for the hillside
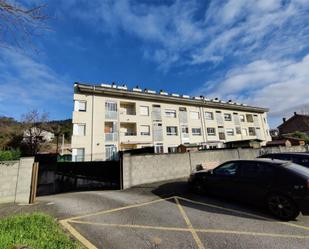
[0,116,72,150]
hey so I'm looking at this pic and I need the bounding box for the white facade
[71,83,272,161]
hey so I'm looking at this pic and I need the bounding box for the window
[216,111,224,125]
[74,100,86,112]
[72,148,85,162]
[246,114,254,122]
[236,127,241,134]
[73,124,86,136]
[214,162,239,176]
[105,101,117,111]
[166,126,178,136]
[154,143,164,153]
[226,128,234,136]
[207,127,216,136]
[218,127,225,140]
[181,126,189,134]
[140,125,150,136]
[224,113,232,121]
[105,101,117,119]
[192,128,201,136]
[249,127,256,136]
[168,147,178,153]
[205,112,214,120]
[190,111,200,120]
[105,145,117,161]
[140,106,149,116]
[165,109,176,118]
[242,128,248,136]
[239,115,245,122]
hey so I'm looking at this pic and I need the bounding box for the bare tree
[0,0,48,49]
[21,110,49,155]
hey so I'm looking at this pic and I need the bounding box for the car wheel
[266,194,300,221]
[192,180,204,194]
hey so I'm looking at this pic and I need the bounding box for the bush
[0,149,21,161]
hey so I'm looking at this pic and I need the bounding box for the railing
[124,132,137,136]
[105,111,118,120]
[120,109,136,115]
[181,133,189,139]
[105,133,118,142]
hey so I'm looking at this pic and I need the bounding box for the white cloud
[193,54,309,127]
[59,0,309,69]
[0,48,71,118]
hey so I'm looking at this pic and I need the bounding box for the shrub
[0,149,21,161]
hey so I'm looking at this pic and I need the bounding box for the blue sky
[1,0,309,128]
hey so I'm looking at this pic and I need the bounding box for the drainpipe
[90,86,95,161]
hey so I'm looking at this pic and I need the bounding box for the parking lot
[55,180,309,249]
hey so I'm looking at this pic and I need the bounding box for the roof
[278,113,309,132]
[74,83,269,113]
[225,139,263,144]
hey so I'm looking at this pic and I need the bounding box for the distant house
[224,139,263,149]
[278,112,309,135]
[266,137,305,147]
[177,144,202,153]
[23,127,55,143]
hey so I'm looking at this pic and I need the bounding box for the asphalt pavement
[1,179,308,249]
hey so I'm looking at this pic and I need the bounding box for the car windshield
[285,163,309,177]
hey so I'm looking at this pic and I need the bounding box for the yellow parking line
[68,219,309,240]
[277,222,309,231]
[196,229,309,239]
[175,196,309,231]
[59,219,98,249]
[69,220,190,232]
[69,196,175,221]
[175,197,206,249]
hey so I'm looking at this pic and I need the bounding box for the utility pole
[61,134,65,155]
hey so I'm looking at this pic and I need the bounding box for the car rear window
[285,163,309,177]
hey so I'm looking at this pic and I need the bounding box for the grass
[0,213,81,249]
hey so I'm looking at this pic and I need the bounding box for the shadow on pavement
[151,180,274,221]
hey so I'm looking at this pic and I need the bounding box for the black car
[258,152,309,168]
[188,159,309,220]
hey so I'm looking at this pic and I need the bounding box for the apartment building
[71,83,272,161]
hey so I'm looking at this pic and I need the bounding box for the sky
[1,0,309,128]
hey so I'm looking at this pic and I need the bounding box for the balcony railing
[181,133,189,139]
[105,111,118,120]
[120,110,136,115]
[105,133,117,142]
[124,132,137,136]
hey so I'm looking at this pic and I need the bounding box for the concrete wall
[123,153,191,189]
[122,145,308,189]
[0,157,34,204]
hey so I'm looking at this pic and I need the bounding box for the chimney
[283,118,286,123]
[294,112,297,116]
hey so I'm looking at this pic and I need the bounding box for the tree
[21,110,49,155]
[0,1,48,49]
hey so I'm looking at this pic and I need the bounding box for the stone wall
[122,145,308,189]
[0,157,34,204]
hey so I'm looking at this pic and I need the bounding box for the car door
[206,161,241,198]
[236,162,274,203]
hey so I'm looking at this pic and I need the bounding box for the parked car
[258,152,309,168]
[188,159,309,220]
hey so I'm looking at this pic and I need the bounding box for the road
[1,179,309,249]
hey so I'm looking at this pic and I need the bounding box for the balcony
[105,111,117,120]
[120,102,136,115]
[105,132,117,142]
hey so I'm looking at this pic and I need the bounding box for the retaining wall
[122,146,308,189]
